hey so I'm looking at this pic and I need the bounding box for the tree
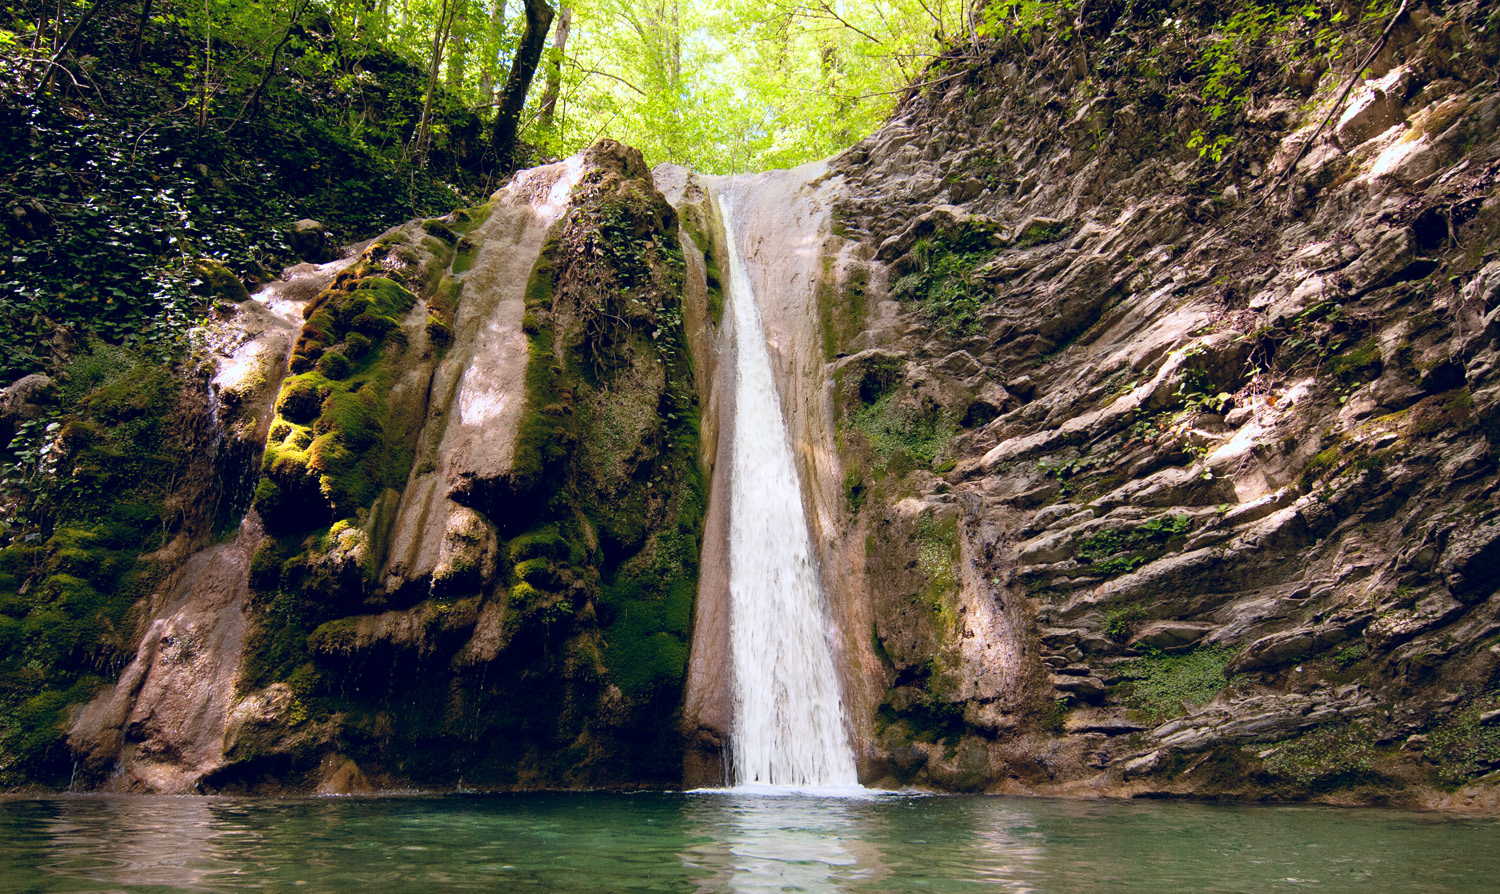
[538,4,572,131]
[416,0,465,159]
[489,0,554,163]
[477,0,510,109]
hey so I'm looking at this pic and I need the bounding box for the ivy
[890,234,997,337]
[1114,646,1237,722]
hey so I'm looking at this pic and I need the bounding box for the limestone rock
[1336,86,1402,149]
[1345,227,1422,292]
[1130,621,1213,651]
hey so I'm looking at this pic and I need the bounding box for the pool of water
[1,790,1496,892]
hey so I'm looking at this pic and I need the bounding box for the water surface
[1,791,1495,892]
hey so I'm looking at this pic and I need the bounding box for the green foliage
[1075,514,1190,577]
[1104,605,1148,642]
[0,0,479,383]
[1034,454,1098,497]
[1259,722,1377,786]
[978,0,1073,41]
[0,346,199,783]
[845,393,955,474]
[1114,647,1235,722]
[1427,691,1500,786]
[1331,642,1367,668]
[890,235,997,337]
[1187,129,1235,162]
[1185,0,1354,161]
[550,0,965,173]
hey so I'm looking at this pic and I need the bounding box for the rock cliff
[68,141,707,793]
[809,0,1500,807]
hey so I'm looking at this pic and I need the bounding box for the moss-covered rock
[0,345,203,785]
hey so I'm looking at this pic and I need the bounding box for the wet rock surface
[816,0,1500,805]
[35,0,1500,808]
[68,146,707,794]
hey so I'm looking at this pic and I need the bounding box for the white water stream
[721,194,858,788]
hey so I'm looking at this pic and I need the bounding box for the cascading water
[721,194,858,789]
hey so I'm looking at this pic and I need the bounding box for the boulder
[0,373,56,447]
[288,219,334,263]
[1335,86,1403,149]
[1131,621,1213,651]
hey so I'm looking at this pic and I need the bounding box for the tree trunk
[489,0,553,164]
[537,4,570,131]
[34,0,116,98]
[445,0,469,93]
[416,0,461,160]
[227,0,311,132]
[477,0,507,109]
[129,0,153,63]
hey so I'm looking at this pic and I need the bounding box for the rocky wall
[66,142,709,794]
[822,0,1500,807]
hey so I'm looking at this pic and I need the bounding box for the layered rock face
[70,142,706,793]
[810,0,1500,805]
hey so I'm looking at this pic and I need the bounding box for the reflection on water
[684,792,865,893]
[2,792,1498,893]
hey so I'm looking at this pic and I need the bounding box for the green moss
[1427,690,1500,786]
[875,679,966,747]
[255,269,421,535]
[276,377,326,424]
[1410,389,1476,439]
[0,346,191,784]
[239,587,317,696]
[509,526,570,564]
[1113,647,1236,722]
[820,263,868,361]
[524,247,556,307]
[844,392,954,473]
[515,556,561,588]
[916,513,959,610]
[507,255,576,502]
[190,258,250,303]
[243,162,707,790]
[1325,337,1382,388]
[599,575,693,701]
[1258,722,1378,788]
[423,220,458,244]
[316,351,351,379]
[704,248,725,326]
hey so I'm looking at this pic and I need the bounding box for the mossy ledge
[0,346,218,785]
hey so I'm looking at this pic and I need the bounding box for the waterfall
[721,194,858,789]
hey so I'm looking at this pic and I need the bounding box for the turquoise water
[1,791,1497,892]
